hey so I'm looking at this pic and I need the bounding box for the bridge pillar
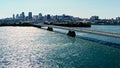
[47,27,53,31]
[67,30,76,37]
[37,26,41,28]
[33,25,41,28]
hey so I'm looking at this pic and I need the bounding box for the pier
[33,24,120,38]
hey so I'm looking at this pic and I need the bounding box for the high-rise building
[16,14,19,19]
[90,16,99,20]
[33,15,39,21]
[47,14,51,21]
[38,13,42,19]
[28,12,32,20]
[116,17,120,21]
[116,17,120,23]
[21,12,25,20]
[13,14,15,19]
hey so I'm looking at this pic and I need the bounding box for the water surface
[0,27,120,68]
[83,25,120,34]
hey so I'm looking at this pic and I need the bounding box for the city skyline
[0,0,120,19]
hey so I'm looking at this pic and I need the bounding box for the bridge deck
[34,24,120,38]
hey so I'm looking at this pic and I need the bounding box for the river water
[0,26,120,68]
[83,25,120,34]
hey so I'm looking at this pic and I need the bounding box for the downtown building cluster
[90,16,120,25]
[11,12,83,24]
[0,12,120,25]
[0,12,88,25]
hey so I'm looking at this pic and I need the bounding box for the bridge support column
[37,26,41,28]
[33,25,41,28]
[67,30,76,37]
[47,27,53,31]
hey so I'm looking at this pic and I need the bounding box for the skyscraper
[47,14,51,21]
[13,14,15,19]
[90,16,99,20]
[21,12,25,19]
[38,13,42,19]
[28,12,32,20]
[16,14,19,19]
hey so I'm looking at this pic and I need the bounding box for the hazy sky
[0,0,120,19]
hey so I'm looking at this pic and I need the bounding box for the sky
[0,0,120,19]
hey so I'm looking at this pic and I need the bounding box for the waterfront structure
[33,24,120,38]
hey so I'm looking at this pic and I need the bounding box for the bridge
[33,24,120,38]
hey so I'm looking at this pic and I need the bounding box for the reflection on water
[0,27,120,68]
